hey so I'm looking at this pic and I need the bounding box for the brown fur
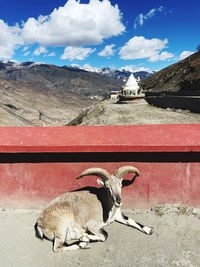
[35,166,153,252]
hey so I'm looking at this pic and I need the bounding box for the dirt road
[1,205,200,267]
[77,99,200,125]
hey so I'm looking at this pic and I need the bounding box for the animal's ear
[97,179,105,187]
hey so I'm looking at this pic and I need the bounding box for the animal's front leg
[53,237,81,252]
[80,229,107,243]
[114,209,154,235]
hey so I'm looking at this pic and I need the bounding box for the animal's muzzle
[116,196,122,206]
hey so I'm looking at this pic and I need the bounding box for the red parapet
[0,124,200,209]
[0,124,199,153]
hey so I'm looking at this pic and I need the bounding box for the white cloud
[134,6,164,29]
[83,63,93,69]
[34,46,48,56]
[149,51,174,62]
[119,36,173,62]
[82,63,99,72]
[46,52,56,57]
[22,0,125,47]
[0,20,23,59]
[70,63,81,68]
[179,51,194,60]
[22,46,29,52]
[119,65,135,72]
[98,44,115,57]
[60,46,96,61]
[134,66,153,73]
[24,51,30,56]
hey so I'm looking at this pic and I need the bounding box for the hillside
[0,62,122,126]
[0,62,122,99]
[142,51,200,95]
[0,79,95,126]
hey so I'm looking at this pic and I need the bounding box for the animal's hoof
[79,242,91,249]
[149,227,154,235]
[84,244,91,249]
[143,226,154,235]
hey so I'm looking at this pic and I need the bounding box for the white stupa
[118,74,144,103]
[123,74,140,95]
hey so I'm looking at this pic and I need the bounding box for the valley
[0,52,200,127]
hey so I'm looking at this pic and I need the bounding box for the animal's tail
[34,222,44,240]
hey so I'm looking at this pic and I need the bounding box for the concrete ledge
[0,125,200,152]
[0,125,200,209]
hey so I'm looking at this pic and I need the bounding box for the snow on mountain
[0,60,155,82]
[70,64,155,81]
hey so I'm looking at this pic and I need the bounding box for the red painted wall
[0,125,200,209]
[0,124,199,152]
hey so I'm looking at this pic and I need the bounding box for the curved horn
[76,168,111,181]
[114,166,140,180]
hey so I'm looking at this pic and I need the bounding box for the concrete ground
[78,99,200,125]
[1,204,200,267]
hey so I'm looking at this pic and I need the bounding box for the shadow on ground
[1,204,200,267]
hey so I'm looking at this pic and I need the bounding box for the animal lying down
[35,166,154,252]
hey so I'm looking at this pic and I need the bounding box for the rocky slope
[0,79,95,126]
[142,51,200,95]
[0,62,122,126]
[141,52,200,113]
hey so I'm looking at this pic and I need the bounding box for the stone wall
[146,94,200,113]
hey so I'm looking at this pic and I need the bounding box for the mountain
[0,61,122,100]
[97,68,154,81]
[0,61,123,126]
[0,78,95,126]
[142,51,200,95]
[69,64,154,82]
[142,52,200,113]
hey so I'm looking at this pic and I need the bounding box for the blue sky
[0,0,199,71]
